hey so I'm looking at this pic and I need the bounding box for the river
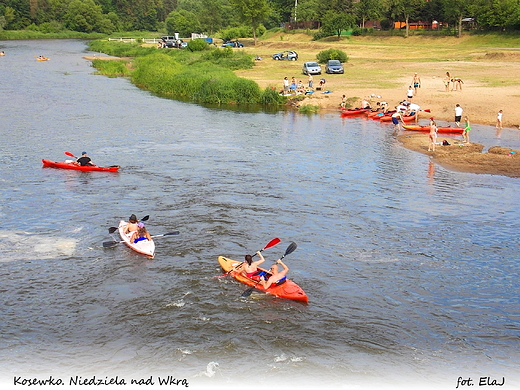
[0,39,519,390]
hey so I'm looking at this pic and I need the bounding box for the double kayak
[118,220,155,258]
[42,159,119,172]
[402,124,464,134]
[218,256,308,303]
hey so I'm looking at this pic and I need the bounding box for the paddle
[64,151,77,158]
[102,231,179,248]
[218,237,281,278]
[241,241,297,298]
[108,215,150,234]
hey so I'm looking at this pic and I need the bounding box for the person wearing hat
[124,214,139,235]
[76,151,94,166]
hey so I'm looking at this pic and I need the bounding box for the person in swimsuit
[391,110,403,131]
[463,116,471,143]
[239,251,266,280]
[412,73,421,95]
[258,259,289,289]
[444,72,451,92]
[130,222,152,244]
[124,214,139,235]
[496,110,503,130]
[428,117,438,151]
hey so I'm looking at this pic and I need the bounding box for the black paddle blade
[103,241,119,248]
[284,242,297,256]
[141,215,149,221]
[108,227,118,234]
[241,285,256,297]
[161,231,179,237]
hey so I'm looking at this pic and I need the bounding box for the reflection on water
[0,39,519,390]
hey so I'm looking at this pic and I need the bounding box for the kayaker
[130,222,152,244]
[76,151,95,166]
[239,251,266,280]
[258,259,289,289]
[124,214,139,235]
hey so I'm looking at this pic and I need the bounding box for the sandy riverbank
[234,34,520,129]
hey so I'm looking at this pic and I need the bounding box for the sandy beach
[234,34,520,129]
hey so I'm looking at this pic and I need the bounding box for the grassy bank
[87,40,285,106]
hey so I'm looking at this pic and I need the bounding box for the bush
[187,38,208,52]
[316,48,348,64]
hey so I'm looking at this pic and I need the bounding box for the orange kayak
[380,113,416,122]
[218,256,308,303]
[402,124,464,134]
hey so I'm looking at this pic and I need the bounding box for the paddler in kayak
[123,214,139,235]
[75,151,95,166]
[240,251,266,280]
[258,259,289,289]
[130,222,152,244]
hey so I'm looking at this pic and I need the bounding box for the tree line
[1,0,519,38]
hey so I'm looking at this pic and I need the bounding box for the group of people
[123,214,152,244]
[282,75,325,96]
[444,72,463,92]
[232,251,289,289]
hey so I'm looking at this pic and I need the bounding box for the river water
[0,39,519,390]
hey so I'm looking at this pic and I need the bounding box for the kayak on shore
[402,124,464,134]
[380,113,417,122]
[42,159,119,172]
[218,255,308,303]
[340,108,371,116]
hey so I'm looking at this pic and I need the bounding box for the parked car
[162,37,186,49]
[272,50,298,61]
[325,59,344,74]
[222,40,244,48]
[302,61,322,75]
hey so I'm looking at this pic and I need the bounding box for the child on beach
[463,116,471,144]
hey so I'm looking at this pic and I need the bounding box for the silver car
[302,61,322,75]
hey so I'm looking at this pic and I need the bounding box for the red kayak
[42,159,119,172]
[340,108,370,116]
[402,124,464,134]
[380,113,416,122]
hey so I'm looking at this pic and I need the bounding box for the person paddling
[76,151,95,166]
[258,259,289,289]
[240,251,266,280]
[123,214,139,235]
[130,222,152,244]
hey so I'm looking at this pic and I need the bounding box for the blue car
[222,40,244,48]
[325,60,344,74]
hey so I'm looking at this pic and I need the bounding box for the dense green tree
[441,0,469,37]
[387,0,424,36]
[321,9,355,37]
[63,0,114,33]
[228,0,272,45]
[165,9,201,36]
[356,0,383,28]
[295,0,320,23]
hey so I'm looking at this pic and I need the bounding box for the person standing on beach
[412,73,421,95]
[407,86,414,101]
[496,110,503,130]
[463,116,471,143]
[428,117,438,152]
[340,95,347,109]
[454,104,463,127]
[443,72,451,92]
[283,77,289,94]
[308,74,313,89]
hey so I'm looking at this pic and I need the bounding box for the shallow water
[0,39,519,390]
